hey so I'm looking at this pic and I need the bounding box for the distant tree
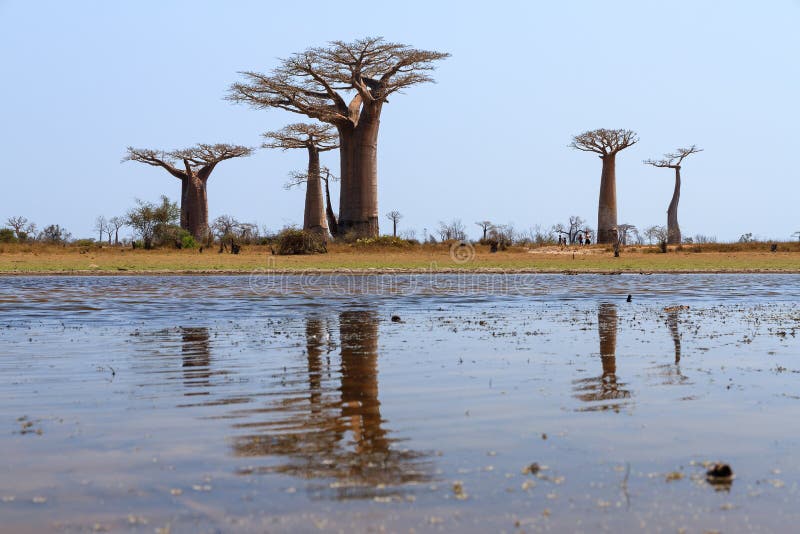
[738,232,755,243]
[475,220,492,241]
[644,145,702,244]
[552,216,587,244]
[6,216,29,241]
[616,224,637,246]
[644,225,668,248]
[570,129,638,244]
[793,231,800,243]
[126,196,180,249]
[385,211,402,237]
[39,224,71,244]
[124,144,252,241]
[488,223,515,248]
[94,216,108,243]
[437,219,466,241]
[229,37,449,238]
[264,123,338,239]
[109,216,126,246]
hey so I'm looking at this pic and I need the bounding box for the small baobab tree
[109,216,125,246]
[263,123,338,239]
[229,37,449,238]
[385,211,402,237]
[570,129,638,244]
[644,145,702,244]
[475,220,492,241]
[94,216,108,243]
[124,144,252,241]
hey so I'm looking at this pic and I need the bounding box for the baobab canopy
[124,143,252,241]
[228,37,449,238]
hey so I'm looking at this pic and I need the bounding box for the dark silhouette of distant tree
[475,221,492,241]
[644,145,702,244]
[385,211,402,237]
[229,37,449,238]
[570,129,638,244]
[124,144,252,241]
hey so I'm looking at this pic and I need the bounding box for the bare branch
[644,145,702,168]
[123,147,186,179]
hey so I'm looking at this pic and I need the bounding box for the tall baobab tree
[264,123,338,239]
[644,145,702,244]
[570,129,638,244]
[124,144,252,241]
[385,211,402,237]
[229,37,449,238]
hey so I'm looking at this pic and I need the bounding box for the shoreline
[2,268,800,276]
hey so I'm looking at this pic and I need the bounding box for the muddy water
[1,274,799,532]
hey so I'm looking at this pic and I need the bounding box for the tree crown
[644,145,702,168]
[124,143,252,177]
[228,37,449,127]
[570,129,638,157]
[263,123,339,151]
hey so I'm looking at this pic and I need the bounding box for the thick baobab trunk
[667,167,681,245]
[179,178,188,229]
[338,105,381,238]
[184,176,209,242]
[392,220,397,237]
[597,155,618,244]
[304,146,329,239]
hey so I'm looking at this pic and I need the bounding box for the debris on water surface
[664,305,690,312]
[665,471,684,482]
[521,462,541,475]
[706,463,734,485]
[452,481,468,500]
[390,315,402,323]
[626,294,632,302]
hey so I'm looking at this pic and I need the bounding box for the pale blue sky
[1,1,798,241]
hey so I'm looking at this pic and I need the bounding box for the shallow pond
[1,274,799,532]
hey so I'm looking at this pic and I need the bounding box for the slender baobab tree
[570,129,638,244]
[229,37,449,238]
[124,144,252,241]
[286,167,340,237]
[475,221,492,241]
[264,123,338,239]
[644,145,702,244]
[385,211,402,237]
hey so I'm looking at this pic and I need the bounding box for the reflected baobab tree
[230,310,434,499]
[180,327,212,393]
[649,308,690,386]
[573,303,632,412]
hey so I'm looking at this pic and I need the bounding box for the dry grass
[0,242,799,274]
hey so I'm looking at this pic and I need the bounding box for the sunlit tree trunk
[304,146,329,238]
[667,167,681,244]
[185,176,209,241]
[597,155,618,245]
[338,104,381,238]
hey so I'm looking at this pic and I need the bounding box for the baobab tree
[264,123,338,239]
[475,221,492,241]
[644,145,702,244]
[124,144,252,241]
[385,211,402,237]
[109,216,125,245]
[570,129,638,244]
[229,37,449,238]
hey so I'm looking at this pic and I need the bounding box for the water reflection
[651,309,690,385]
[181,327,212,392]
[573,303,632,412]
[230,310,434,499]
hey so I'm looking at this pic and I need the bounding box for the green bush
[275,228,327,255]
[72,239,97,248]
[0,228,17,243]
